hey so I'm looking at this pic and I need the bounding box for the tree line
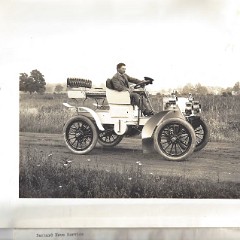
[19,70,46,94]
[19,69,240,95]
[19,70,64,94]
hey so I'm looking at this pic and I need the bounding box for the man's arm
[126,74,143,85]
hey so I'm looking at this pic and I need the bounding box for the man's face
[118,66,126,74]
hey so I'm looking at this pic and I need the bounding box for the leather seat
[106,79,131,105]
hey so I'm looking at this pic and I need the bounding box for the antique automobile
[63,77,209,161]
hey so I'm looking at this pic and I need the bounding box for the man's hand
[141,80,148,85]
[128,85,135,93]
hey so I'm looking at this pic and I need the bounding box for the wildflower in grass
[59,185,62,188]
[128,177,132,181]
[62,159,71,169]
[155,177,160,181]
[136,162,143,179]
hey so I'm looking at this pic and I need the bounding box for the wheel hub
[76,130,84,138]
[170,136,177,143]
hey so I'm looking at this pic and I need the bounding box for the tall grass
[19,92,240,141]
[151,94,240,142]
[20,93,74,133]
[197,95,240,141]
[19,149,240,198]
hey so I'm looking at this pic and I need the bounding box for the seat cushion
[106,88,131,104]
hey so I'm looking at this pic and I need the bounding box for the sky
[1,0,240,90]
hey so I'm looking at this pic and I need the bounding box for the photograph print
[18,0,240,199]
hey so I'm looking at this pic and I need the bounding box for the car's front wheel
[154,118,196,161]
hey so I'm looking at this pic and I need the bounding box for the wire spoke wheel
[63,116,98,154]
[193,119,209,152]
[154,118,196,161]
[98,125,123,147]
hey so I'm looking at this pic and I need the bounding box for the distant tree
[180,83,195,95]
[233,81,240,92]
[180,83,208,95]
[19,73,29,91]
[221,87,233,96]
[19,73,28,89]
[45,83,55,93]
[30,69,46,94]
[19,73,36,94]
[54,84,64,93]
[195,83,208,95]
[19,69,46,94]
[222,91,232,97]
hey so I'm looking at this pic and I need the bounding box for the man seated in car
[111,63,154,116]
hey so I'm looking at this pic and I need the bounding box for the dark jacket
[111,72,142,91]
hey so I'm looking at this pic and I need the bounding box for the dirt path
[20,132,240,183]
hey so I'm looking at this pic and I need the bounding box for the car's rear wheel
[63,115,98,154]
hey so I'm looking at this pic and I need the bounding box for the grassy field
[19,148,240,198]
[20,93,73,133]
[19,92,240,198]
[19,92,240,142]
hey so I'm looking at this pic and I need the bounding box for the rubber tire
[67,78,92,88]
[98,127,123,147]
[63,115,98,154]
[193,119,209,152]
[154,118,196,161]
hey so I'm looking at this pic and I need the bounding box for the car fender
[142,110,185,153]
[63,103,105,131]
[77,107,105,131]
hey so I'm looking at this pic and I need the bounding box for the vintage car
[63,78,209,161]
